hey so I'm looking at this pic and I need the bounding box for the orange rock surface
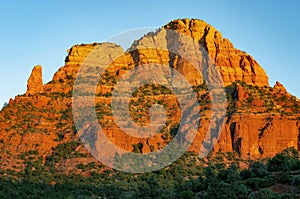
[26,65,44,95]
[0,18,299,173]
[164,19,269,87]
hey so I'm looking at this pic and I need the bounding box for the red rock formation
[164,19,269,87]
[26,65,44,95]
[0,18,299,174]
[215,114,299,158]
[274,81,287,93]
[236,83,248,101]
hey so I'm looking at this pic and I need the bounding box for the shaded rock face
[26,65,44,95]
[0,18,299,173]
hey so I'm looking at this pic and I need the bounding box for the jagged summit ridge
[48,18,269,90]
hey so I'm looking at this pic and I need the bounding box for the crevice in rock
[229,122,242,154]
[213,31,220,63]
[246,55,256,84]
[214,41,219,63]
[225,84,238,122]
[128,49,140,67]
[258,116,273,138]
[258,146,264,155]
[239,56,246,71]
[188,20,193,38]
[297,122,300,150]
[199,26,210,52]
[230,122,236,151]
[257,117,273,156]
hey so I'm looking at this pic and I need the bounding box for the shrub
[267,147,300,172]
[291,175,300,186]
[250,161,269,177]
[280,193,293,199]
[240,169,255,180]
[248,189,280,199]
[277,171,290,183]
[245,177,274,190]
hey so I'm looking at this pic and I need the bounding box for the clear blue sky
[0,0,299,106]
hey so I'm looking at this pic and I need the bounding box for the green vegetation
[45,141,87,167]
[0,148,299,198]
[1,79,300,198]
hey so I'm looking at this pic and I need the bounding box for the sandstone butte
[0,18,299,173]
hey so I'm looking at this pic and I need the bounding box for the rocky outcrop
[214,114,299,158]
[236,83,248,101]
[0,18,299,174]
[52,43,101,83]
[164,19,269,87]
[274,81,287,93]
[26,65,44,95]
